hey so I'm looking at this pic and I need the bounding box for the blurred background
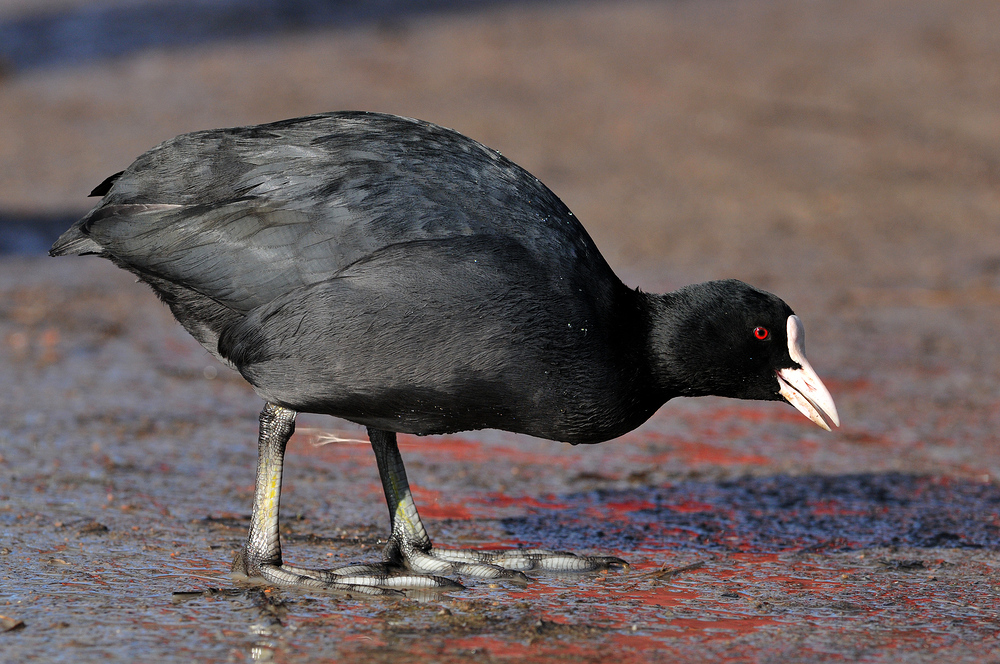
[3,0,1000,660]
[4,0,1000,437]
[3,0,997,289]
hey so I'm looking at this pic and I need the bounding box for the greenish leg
[232,402,295,578]
[229,408,624,594]
[231,405,460,595]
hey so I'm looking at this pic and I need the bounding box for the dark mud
[4,257,1000,662]
[509,474,1000,554]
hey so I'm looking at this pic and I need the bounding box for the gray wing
[53,112,613,314]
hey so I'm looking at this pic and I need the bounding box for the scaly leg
[231,403,459,595]
[368,427,627,578]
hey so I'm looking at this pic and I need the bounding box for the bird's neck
[639,288,718,399]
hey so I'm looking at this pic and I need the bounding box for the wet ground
[3,0,1000,661]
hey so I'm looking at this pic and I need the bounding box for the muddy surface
[3,0,1000,661]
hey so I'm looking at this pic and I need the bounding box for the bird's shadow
[497,473,1000,554]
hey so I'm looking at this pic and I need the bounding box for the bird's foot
[395,544,629,581]
[231,545,627,596]
[231,548,463,597]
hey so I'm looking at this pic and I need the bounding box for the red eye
[753,326,769,340]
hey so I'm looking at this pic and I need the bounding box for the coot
[52,111,839,595]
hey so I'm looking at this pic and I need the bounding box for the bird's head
[654,279,840,430]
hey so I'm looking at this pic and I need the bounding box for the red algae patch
[407,485,474,520]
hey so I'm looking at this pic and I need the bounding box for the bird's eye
[753,326,769,340]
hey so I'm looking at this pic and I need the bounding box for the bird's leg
[368,427,434,561]
[370,427,513,578]
[232,404,457,595]
[368,428,628,578]
[231,402,295,579]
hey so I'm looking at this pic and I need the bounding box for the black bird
[51,111,839,595]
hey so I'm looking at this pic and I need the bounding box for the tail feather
[50,168,125,256]
[49,219,102,256]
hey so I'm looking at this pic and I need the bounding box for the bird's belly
[245,359,648,444]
